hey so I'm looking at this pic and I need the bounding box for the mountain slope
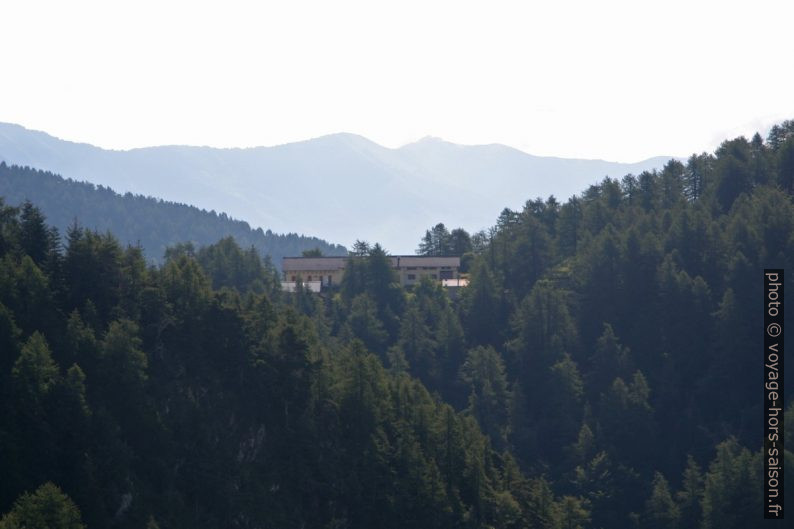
[0,122,674,252]
[0,163,346,264]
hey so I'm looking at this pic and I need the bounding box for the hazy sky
[1,0,793,162]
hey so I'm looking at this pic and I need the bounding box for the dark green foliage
[340,243,405,339]
[0,162,346,264]
[683,153,713,202]
[766,119,794,150]
[19,201,59,269]
[642,472,679,529]
[348,293,390,354]
[777,136,794,193]
[11,332,59,407]
[417,223,473,258]
[417,223,451,256]
[449,228,473,256]
[194,236,279,295]
[0,482,85,529]
[460,346,510,449]
[388,276,467,402]
[435,121,794,525]
[700,438,762,529]
[0,302,20,373]
[0,201,547,529]
[675,455,704,529]
[461,258,506,347]
[301,247,323,257]
[3,119,794,528]
[713,138,754,212]
[586,324,632,398]
[0,254,57,337]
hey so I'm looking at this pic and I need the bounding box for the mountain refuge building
[281,255,464,291]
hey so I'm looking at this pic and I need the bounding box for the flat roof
[283,257,347,271]
[283,255,460,271]
[392,256,460,267]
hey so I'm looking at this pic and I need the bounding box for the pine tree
[0,302,20,373]
[348,293,389,355]
[12,332,58,407]
[675,455,703,529]
[19,201,56,268]
[713,138,753,212]
[555,495,590,529]
[700,438,761,529]
[461,259,503,347]
[0,482,85,529]
[587,323,632,399]
[776,136,794,194]
[459,346,510,449]
[643,472,679,529]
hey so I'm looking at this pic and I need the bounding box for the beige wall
[398,266,458,286]
[284,268,345,286]
[283,257,460,289]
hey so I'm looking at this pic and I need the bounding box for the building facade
[281,255,461,289]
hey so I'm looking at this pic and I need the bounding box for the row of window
[407,274,437,280]
[288,271,454,283]
[289,275,333,283]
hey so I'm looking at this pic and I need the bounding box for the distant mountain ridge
[0,163,347,265]
[0,122,675,253]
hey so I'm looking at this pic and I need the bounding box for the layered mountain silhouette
[0,122,674,252]
[0,163,347,265]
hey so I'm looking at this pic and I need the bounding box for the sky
[1,0,793,162]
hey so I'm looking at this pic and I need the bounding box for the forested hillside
[0,121,671,253]
[0,163,346,264]
[2,122,794,528]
